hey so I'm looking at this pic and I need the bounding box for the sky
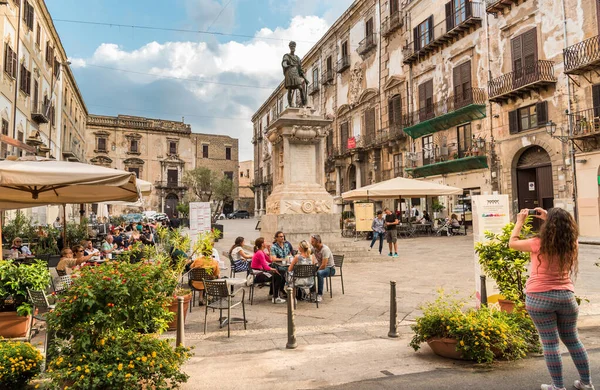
[46,0,355,162]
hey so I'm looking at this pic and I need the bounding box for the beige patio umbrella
[341,176,463,200]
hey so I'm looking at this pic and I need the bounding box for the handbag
[246,272,254,286]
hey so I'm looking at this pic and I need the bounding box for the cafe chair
[248,270,272,305]
[27,288,56,368]
[54,275,73,294]
[203,279,246,338]
[188,267,214,312]
[327,254,345,296]
[289,264,318,309]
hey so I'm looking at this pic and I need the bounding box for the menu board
[355,203,374,232]
[472,195,510,306]
[189,202,212,235]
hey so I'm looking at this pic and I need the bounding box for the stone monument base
[260,213,341,246]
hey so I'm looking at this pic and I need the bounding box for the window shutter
[511,34,523,72]
[365,108,376,139]
[426,80,433,103]
[393,95,402,126]
[418,83,427,111]
[453,64,461,98]
[592,84,600,116]
[445,2,454,31]
[388,98,395,125]
[508,110,519,134]
[536,101,548,126]
[466,0,473,18]
[522,28,538,69]
[427,16,434,42]
[413,26,420,50]
[3,44,8,75]
[391,0,398,13]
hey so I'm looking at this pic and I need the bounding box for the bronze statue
[282,41,308,107]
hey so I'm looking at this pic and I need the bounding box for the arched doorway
[347,165,357,190]
[515,146,554,213]
[165,194,179,218]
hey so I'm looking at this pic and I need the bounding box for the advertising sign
[347,137,356,149]
[189,202,212,236]
[354,203,374,232]
[472,195,510,305]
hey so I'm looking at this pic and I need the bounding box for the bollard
[388,281,399,338]
[480,275,488,307]
[176,296,185,347]
[285,287,297,349]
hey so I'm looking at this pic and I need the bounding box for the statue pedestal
[261,107,340,244]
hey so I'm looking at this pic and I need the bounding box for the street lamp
[545,120,570,143]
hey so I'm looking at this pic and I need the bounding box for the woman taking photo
[509,208,593,390]
[251,237,286,304]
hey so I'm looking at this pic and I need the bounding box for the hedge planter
[426,337,465,360]
[0,311,31,338]
[167,293,192,331]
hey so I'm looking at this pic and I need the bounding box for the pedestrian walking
[384,208,399,258]
[369,210,385,254]
[509,207,594,390]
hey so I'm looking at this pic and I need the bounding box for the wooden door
[517,168,538,210]
[536,165,554,210]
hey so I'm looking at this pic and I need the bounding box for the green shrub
[0,260,51,315]
[0,340,43,387]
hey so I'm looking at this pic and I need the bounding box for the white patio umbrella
[341,176,463,201]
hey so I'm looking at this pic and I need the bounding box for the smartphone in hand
[527,209,538,216]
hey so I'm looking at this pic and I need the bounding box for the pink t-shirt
[251,250,271,271]
[526,238,574,294]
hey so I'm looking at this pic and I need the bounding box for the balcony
[336,56,350,73]
[568,106,600,152]
[405,142,489,178]
[308,82,320,96]
[155,180,187,189]
[488,60,557,103]
[358,33,377,56]
[62,142,84,162]
[321,69,334,85]
[381,11,405,38]
[375,124,408,146]
[402,88,487,139]
[31,101,50,124]
[403,1,483,64]
[485,0,526,15]
[564,35,600,75]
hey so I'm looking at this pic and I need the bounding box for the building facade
[252,0,600,237]
[238,160,254,215]
[85,114,195,217]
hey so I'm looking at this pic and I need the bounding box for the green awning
[403,103,487,139]
[405,155,488,178]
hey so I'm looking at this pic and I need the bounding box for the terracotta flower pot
[498,299,516,313]
[426,337,465,360]
[0,311,31,338]
[167,293,192,331]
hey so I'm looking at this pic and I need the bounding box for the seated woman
[57,247,87,274]
[449,213,461,235]
[287,240,316,300]
[73,244,94,263]
[252,237,286,304]
[229,236,252,273]
[11,237,32,256]
[188,254,220,305]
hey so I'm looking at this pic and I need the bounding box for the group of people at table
[191,231,335,304]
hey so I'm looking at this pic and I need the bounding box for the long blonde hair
[298,240,311,256]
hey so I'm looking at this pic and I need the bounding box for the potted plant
[410,291,540,363]
[431,198,445,220]
[0,259,51,338]
[0,340,43,388]
[475,220,533,312]
[163,229,193,331]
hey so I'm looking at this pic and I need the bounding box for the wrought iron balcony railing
[488,60,556,103]
[568,106,600,137]
[405,141,489,177]
[321,69,334,85]
[336,56,350,73]
[31,101,50,124]
[308,82,320,96]
[155,180,187,189]
[564,34,600,75]
[381,11,405,38]
[358,33,377,56]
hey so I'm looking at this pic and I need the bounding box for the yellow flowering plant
[0,340,43,387]
[410,291,541,363]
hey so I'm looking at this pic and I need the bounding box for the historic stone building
[252,0,600,237]
[85,114,195,217]
[238,160,254,215]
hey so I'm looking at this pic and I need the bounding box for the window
[326,132,333,156]
[592,84,600,117]
[326,56,332,72]
[1,119,9,159]
[32,79,39,111]
[169,141,177,155]
[4,43,17,79]
[97,137,107,152]
[388,94,402,127]
[35,23,41,47]
[446,0,467,31]
[414,17,433,50]
[365,17,374,38]
[418,80,434,121]
[202,144,209,158]
[64,88,67,106]
[50,105,55,126]
[240,171,244,178]
[393,153,403,177]
[340,121,349,152]
[128,167,140,178]
[312,67,319,85]
[23,1,34,31]
[45,41,53,66]
[225,146,231,160]
[167,169,178,186]
[17,130,23,142]
[391,0,399,14]
[457,124,472,158]
[341,40,348,59]
[453,61,472,107]
[224,171,234,181]
[19,64,31,95]
[511,28,537,77]
[508,102,548,134]
[422,135,434,165]
[364,107,376,140]
[130,139,138,153]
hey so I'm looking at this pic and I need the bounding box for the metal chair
[327,254,345,295]
[248,270,272,305]
[188,267,214,312]
[27,288,55,360]
[289,264,318,309]
[203,279,246,338]
[47,255,61,268]
[54,275,73,294]
[56,268,67,277]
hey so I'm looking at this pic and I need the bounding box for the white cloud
[73,15,331,161]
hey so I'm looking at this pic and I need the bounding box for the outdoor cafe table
[212,277,248,328]
[414,223,433,235]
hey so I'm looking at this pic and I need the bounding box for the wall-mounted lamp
[575,159,587,164]
[545,120,570,143]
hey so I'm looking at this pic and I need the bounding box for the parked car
[152,213,169,223]
[227,210,250,219]
[122,213,144,223]
[217,213,226,220]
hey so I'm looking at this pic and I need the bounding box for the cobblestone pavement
[175,219,600,389]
